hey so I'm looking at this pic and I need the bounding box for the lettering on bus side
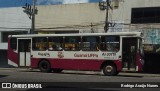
[38,52,50,57]
[74,53,98,58]
[102,53,116,57]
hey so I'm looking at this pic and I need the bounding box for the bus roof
[8,32,142,38]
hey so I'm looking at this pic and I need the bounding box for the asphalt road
[0,68,160,91]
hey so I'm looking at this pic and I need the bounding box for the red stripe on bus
[8,38,18,65]
[31,58,122,71]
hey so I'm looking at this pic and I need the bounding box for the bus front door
[18,39,31,67]
[122,37,138,71]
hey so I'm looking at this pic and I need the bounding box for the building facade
[0,0,160,67]
[35,0,160,53]
[0,7,31,67]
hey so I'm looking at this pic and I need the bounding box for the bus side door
[18,39,31,67]
[122,37,138,71]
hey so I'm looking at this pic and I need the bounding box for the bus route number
[102,53,116,56]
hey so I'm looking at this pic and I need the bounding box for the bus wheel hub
[106,66,113,72]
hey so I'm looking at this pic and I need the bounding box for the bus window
[101,36,120,52]
[48,37,63,51]
[82,36,99,51]
[32,37,47,51]
[10,38,17,50]
[64,36,80,51]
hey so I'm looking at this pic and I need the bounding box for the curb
[0,67,17,70]
[0,68,160,77]
[120,72,160,77]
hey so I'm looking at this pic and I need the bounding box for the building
[0,0,160,67]
[0,7,31,67]
[35,0,160,53]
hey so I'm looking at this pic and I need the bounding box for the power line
[99,0,112,33]
[22,0,38,34]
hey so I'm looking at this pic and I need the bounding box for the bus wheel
[39,60,51,73]
[102,64,116,76]
[52,69,63,73]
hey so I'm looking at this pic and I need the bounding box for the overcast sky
[0,0,102,8]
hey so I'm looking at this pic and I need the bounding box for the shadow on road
[60,72,144,78]
[19,70,41,73]
[60,71,101,76]
[117,75,143,78]
[19,70,145,78]
[0,75,8,78]
[19,69,102,76]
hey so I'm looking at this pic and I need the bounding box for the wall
[0,7,31,50]
[0,7,31,66]
[0,7,31,32]
[36,3,106,31]
[35,0,160,53]
[35,0,160,31]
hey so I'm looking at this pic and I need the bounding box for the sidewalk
[64,70,160,77]
[119,72,160,77]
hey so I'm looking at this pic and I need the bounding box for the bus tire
[52,69,63,73]
[39,60,51,73]
[102,64,117,76]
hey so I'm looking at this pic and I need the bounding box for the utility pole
[31,0,36,34]
[99,0,112,33]
[105,0,109,33]
[23,0,38,34]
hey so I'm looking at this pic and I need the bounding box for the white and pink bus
[8,32,144,76]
